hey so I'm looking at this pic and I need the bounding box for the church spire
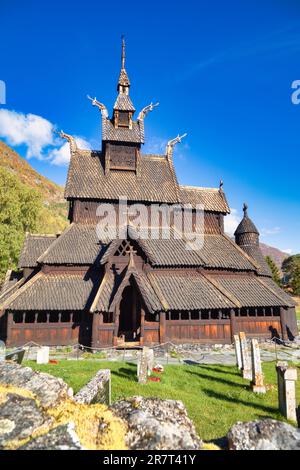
[117,36,130,93]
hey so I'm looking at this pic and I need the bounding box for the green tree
[0,167,42,284]
[265,256,282,286]
[282,254,300,295]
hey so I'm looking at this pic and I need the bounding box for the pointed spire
[121,35,126,69]
[118,36,130,91]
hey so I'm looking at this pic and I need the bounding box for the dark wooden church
[0,41,298,348]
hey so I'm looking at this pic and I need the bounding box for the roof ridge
[0,272,43,310]
[180,185,220,192]
[37,223,74,263]
[201,272,241,308]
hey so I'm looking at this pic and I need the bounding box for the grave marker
[0,341,5,362]
[276,362,298,423]
[37,346,50,364]
[250,339,266,393]
[138,347,154,384]
[233,335,242,369]
[239,332,252,380]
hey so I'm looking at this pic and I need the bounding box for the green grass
[296,307,300,321]
[25,360,300,442]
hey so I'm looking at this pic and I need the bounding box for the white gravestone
[239,332,252,380]
[233,335,242,370]
[0,341,5,362]
[37,346,50,364]
[250,339,266,393]
[276,362,298,423]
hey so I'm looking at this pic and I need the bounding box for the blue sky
[0,0,299,254]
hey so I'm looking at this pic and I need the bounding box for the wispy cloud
[0,109,91,165]
[180,24,300,80]
[224,208,240,237]
[261,226,281,236]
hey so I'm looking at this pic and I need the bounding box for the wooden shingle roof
[5,272,101,311]
[18,234,57,268]
[179,186,230,213]
[65,152,179,203]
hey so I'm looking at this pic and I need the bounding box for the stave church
[0,40,298,348]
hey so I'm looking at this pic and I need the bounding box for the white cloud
[282,248,292,255]
[224,208,240,237]
[0,109,91,166]
[0,109,54,158]
[261,226,281,236]
[49,137,92,166]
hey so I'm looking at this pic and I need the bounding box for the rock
[227,419,300,450]
[111,396,202,450]
[0,393,52,449]
[19,423,84,450]
[0,361,73,408]
[74,370,111,405]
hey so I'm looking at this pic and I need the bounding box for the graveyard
[25,356,300,443]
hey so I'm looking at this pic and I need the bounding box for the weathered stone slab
[36,346,49,365]
[276,362,298,422]
[251,339,266,393]
[137,347,154,384]
[239,332,252,380]
[0,362,73,409]
[228,418,300,450]
[111,396,202,450]
[5,348,25,364]
[0,393,52,449]
[19,423,84,450]
[74,369,111,406]
[233,335,242,369]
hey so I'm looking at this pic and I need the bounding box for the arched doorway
[118,284,141,342]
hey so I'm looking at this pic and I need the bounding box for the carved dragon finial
[138,102,159,121]
[87,95,108,117]
[54,129,77,153]
[243,202,248,217]
[166,133,188,159]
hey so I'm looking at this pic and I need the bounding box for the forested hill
[0,140,68,284]
[0,140,64,203]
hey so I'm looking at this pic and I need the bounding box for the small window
[25,312,35,323]
[37,312,47,323]
[49,312,59,323]
[14,312,23,324]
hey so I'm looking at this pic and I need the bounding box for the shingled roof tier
[18,234,57,268]
[37,224,108,265]
[209,275,291,308]
[5,272,101,311]
[65,149,230,213]
[102,119,143,143]
[239,244,272,277]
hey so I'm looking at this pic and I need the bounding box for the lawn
[296,306,300,321]
[25,360,300,443]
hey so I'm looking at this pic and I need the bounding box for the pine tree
[290,265,300,296]
[265,256,282,286]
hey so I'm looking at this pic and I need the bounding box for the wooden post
[140,308,145,346]
[159,311,166,344]
[6,312,13,348]
[113,305,120,346]
[280,307,288,341]
[91,313,100,350]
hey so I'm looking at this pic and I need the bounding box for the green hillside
[0,140,68,284]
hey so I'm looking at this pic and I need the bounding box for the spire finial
[127,245,136,270]
[219,178,224,191]
[243,203,248,217]
[121,35,126,69]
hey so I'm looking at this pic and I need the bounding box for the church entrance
[118,285,141,342]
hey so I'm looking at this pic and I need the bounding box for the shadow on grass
[111,364,137,381]
[186,369,248,389]
[195,364,240,377]
[202,388,276,414]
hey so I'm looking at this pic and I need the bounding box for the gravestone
[250,339,266,393]
[276,361,298,423]
[239,332,252,380]
[36,346,49,365]
[0,341,5,362]
[5,348,25,364]
[233,335,242,369]
[137,347,154,384]
[74,369,111,406]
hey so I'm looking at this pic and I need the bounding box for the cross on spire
[243,203,248,217]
